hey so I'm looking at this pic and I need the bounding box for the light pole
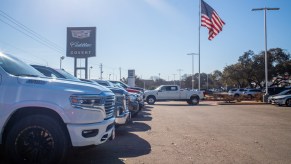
[177,69,182,88]
[60,56,65,69]
[187,53,198,90]
[109,74,111,80]
[252,7,279,102]
[173,74,176,85]
[207,73,209,90]
[89,66,93,79]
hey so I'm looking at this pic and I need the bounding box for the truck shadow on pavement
[66,108,152,164]
[67,130,151,164]
[148,102,216,107]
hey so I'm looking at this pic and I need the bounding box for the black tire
[286,99,291,107]
[146,96,156,105]
[5,114,69,164]
[188,96,200,105]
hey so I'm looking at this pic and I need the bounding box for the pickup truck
[31,65,130,125]
[0,53,115,163]
[144,85,204,105]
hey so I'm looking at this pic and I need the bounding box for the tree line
[124,48,290,90]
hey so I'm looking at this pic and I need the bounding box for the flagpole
[198,0,201,91]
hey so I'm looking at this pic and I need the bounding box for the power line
[0,40,49,65]
[0,10,65,54]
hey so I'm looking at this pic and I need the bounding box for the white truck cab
[0,53,115,163]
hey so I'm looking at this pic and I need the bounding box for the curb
[217,101,266,105]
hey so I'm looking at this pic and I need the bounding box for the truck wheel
[147,96,156,105]
[286,99,291,107]
[188,96,199,105]
[5,114,69,164]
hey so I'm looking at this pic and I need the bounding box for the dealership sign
[66,27,96,58]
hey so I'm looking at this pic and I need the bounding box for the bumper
[115,111,130,125]
[67,117,115,147]
[273,99,284,105]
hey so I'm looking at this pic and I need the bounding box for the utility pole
[89,66,93,79]
[119,67,121,81]
[177,69,182,88]
[99,63,103,80]
[60,56,65,69]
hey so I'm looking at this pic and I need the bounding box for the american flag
[201,0,225,40]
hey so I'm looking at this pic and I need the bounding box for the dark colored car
[92,79,141,117]
[263,87,291,95]
[109,81,145,111]
[109,80,144,93]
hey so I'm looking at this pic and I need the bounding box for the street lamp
[187,53,198,90]
[173,74,176,85]
[60,56,65,69]
[252,7,279,102]
[89,66,93,79]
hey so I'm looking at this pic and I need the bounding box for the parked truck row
[0,53,203,163]
[0,53,145,163]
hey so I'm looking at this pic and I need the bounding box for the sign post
[67,27,96,79]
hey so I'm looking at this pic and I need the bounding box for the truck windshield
[0,53,44,77]
[155,86,162,90]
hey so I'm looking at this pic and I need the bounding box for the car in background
[271,94,291,107]
[109,80,144,93]
[263,87,291,96]
[108,80,145,111]
[268,89,291,104]
[242,88,262,99]
[228,88,246,98]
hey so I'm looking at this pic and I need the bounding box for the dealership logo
[71,30,91,39]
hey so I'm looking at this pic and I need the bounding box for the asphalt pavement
[1,101,291,164]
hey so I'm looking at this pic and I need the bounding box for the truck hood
[17,76,113,95]
[273,94,291,99]
[144,90,157,94]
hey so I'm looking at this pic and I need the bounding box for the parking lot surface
[1,101,291,164]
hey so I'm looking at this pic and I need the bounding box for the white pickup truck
[144,85,204,105]
[0,53,115,163]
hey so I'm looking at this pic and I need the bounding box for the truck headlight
[70,94,105,110]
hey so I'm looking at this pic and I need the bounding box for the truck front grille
[104,95,115,120]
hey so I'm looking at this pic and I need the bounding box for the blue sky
[0,0,290,80]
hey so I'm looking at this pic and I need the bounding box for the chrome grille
[104,95,115,120]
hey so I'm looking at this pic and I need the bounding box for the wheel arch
[147,95,156,99]
[286,98,291,107]
[2,107,71,146]
[190,94,200,100]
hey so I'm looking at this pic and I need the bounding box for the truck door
[157,86,180,100]
[168,86,180,99]
[156,86,168,100]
